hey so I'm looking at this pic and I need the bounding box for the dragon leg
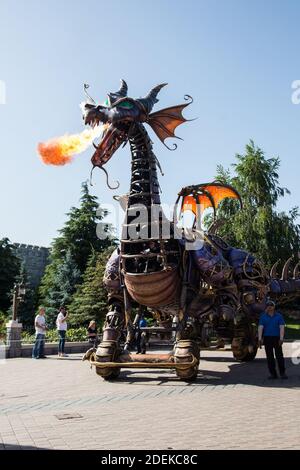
[231,311,258,362]
[94,300,125,380]
[89,248,125,380]
[173,266,200,381]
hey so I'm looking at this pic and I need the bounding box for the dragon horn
[108,79,128,104]
[281,256,293,280]
[293,261,300,279]
[117,79,128,97]
[138,83,168,113]
[270,259,280,278]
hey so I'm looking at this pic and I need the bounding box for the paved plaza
[0,343,299,450]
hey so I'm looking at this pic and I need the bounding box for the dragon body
[80,80,299,380]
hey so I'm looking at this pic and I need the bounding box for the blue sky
[1,0,300,246]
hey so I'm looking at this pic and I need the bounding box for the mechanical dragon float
[46,80,300,381]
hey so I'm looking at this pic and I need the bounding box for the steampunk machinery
[80,80,300,381]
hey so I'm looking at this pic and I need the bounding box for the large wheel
[174,340,200,381]
[231,332,258,362]
[231,339,258,361]
[94,331,122,380]
[232,321,258,362]
[96,366,121,380]
[241,348,257,362]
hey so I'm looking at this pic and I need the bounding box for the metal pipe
[89,353,198,370]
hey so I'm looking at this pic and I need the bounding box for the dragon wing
[181,193,215,216]
[200,183,242,209]
[147,97,193,148]
[179,182,242,219]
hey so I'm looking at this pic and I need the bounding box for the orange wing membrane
[178,182,242,220]
[182,195,197,215]
[201,183,241,208]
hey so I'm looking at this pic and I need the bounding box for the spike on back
[293,261,300,279]
[270,260,280,278]
[281,257,294,280]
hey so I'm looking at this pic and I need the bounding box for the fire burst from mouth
[37,124,108,166]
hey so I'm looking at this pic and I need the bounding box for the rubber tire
[177,367,199,382]
[174,340,200,381]
[96,367,121,380]
[232,345,258,362]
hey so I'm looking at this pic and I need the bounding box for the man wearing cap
[258,301,287,379]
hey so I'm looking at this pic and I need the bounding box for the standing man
[56,306,68,358]
[258,300,287,379]
[32,307,47,359]
[135,315,148,354]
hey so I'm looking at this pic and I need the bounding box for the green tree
[68,247,114,328]
[0,310,7,340]
[51,181,115,271]
[0,238,20,312]
[38,259,61,306]
[207,141,300,268]
[39,181,116,305]
[45,250,81,326]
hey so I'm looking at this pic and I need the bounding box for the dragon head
[82,80,169,168]
[81,80,193,171]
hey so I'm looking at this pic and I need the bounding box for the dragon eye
[118,101,134,109]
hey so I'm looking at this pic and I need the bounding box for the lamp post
[12,282,26,322]
[6,281,26,358]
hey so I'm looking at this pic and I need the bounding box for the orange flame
[38,125,107,166]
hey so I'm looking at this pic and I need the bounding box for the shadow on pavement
[1,443,49,450]
[45,355,83,361]
[118,354,300,389]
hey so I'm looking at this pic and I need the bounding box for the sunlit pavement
[0,343,299,450]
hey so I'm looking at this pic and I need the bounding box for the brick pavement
[0,343,299,450]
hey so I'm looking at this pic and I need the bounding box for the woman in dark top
[87,320,99,348]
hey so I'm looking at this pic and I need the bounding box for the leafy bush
[285,316,300,340]
[21,331,36,344]
[21,327,89,344]
[0,310,7,341]
[64,327,88,342]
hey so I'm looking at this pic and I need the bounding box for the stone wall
[13,243,50,288]
[3,341,90,358]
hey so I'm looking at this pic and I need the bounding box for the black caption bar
[0,449,297,466]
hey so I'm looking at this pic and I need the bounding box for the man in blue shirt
[135,316,148,354]
[258,300,287,379]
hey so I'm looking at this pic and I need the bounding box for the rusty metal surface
[121,352,173,363]
[124,267,180,307]
[89,352,198,370]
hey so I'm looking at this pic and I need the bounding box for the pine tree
[206,141,300,268]
[51,181,115,271]
[68,248,115,328]
[46,250,81,326]
[39,181,116,305]
[0,238,20,312]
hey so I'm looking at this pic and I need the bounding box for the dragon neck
[121,124,178,273]
[128,123,161,208]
